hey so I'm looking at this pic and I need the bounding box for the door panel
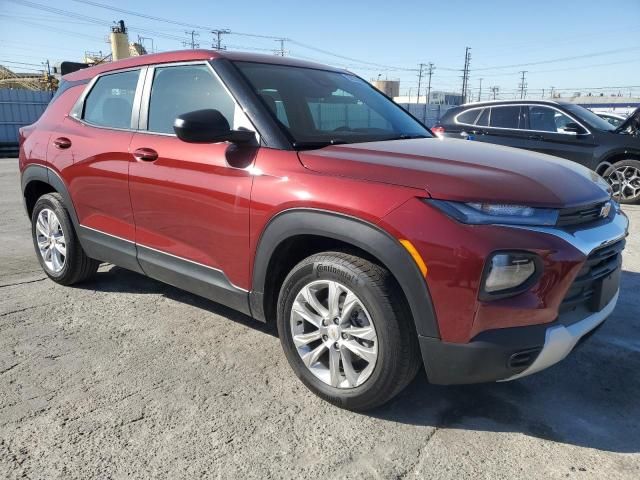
[50,68,142,241]
[128,134,255,289]
[524,106,596,164]
[473,106,530,149]
[129,62,258,291]
[63,122,135,239]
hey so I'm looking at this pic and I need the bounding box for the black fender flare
[21,164,81,230]
[250,208,440,339]
[599,148,640,169]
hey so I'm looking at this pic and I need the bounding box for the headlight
[480,252,541,300]
[428,200,558,226]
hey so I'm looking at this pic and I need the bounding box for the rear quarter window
[456,109,481,125]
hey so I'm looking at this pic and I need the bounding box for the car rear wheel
[603,159,640,204]
[277,251,420,411]
[31,193,100,285]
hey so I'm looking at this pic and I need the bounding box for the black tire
[277,251,421,411]
[31,193,100,285]
[603,159,640,204]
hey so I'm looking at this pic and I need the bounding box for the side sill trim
[79,224,247,291]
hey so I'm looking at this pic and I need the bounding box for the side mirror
[562,122,585,134]
[173,109,255,144]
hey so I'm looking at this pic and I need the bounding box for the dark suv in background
[433,100,640,203]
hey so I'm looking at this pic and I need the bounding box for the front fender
[250,208,440,338]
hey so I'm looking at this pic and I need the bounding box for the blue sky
[1,0,639,99]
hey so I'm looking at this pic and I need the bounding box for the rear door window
[489,106,522,129]
[83,70,139,129]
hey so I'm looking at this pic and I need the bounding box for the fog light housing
[480,252,541,300]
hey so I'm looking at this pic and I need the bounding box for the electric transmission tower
[274,38,288,56]
[183,30,200,49]
[211,29,230,50]
[461,47,471,104]
[425,63,435,104]
[416,63,426,104]
[518,71,528,99]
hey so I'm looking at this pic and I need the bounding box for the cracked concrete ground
[1,157,639,479]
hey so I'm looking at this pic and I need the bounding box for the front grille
[559,238,625,314]
[557,202,608,227]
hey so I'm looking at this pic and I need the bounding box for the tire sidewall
[31,194,77,280]
[277,255,401,407]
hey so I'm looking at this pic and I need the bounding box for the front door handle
[528,134,544,140]
[53,137,72,149]
[133,147,158,162]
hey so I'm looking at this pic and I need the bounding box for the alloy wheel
[606,165,640,201]
[35,208,66,273]
[290,280,378,389]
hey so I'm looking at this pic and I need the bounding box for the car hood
[298,138,611,208]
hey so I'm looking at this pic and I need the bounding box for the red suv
[19,50,629,410]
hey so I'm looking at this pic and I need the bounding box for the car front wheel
[277,251,420,411]
[603,159,640,204]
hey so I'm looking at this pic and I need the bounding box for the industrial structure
[372,79,400,98]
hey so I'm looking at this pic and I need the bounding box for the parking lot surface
[1,157,639,479]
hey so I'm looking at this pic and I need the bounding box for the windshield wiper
[292,139,350,150]
[381,134,431,141]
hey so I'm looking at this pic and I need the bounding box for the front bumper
[420,289,619,384]
[417,207,628,385]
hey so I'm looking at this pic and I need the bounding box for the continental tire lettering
[314,263,360,285]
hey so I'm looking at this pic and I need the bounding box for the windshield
[563,104,616,132]
[234,61,431,148]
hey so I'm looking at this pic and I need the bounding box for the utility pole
[416,63,426,104]
[211,29,230,50]
[183,30,200,49]
[541,88,545,99]
[461,47,471,104]
[518,70,528,99]
[490,86,499,100]
[274,38,288,56]
[426,63,434,104]
[477,78,483,102]
[550,86,555,99]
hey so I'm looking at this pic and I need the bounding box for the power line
[472,47,639,71]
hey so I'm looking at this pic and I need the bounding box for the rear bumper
[420,290,618,385]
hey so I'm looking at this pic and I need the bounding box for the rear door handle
[53,137,72,149]
[133,147,158,162]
